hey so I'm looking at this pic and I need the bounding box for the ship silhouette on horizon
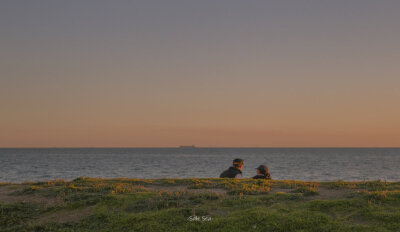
[179,145,196,148]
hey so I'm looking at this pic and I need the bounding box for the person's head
[256,165,268,175]
[232,158,244,170]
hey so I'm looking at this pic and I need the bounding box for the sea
[1,148,399,183]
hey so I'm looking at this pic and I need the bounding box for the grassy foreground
[1,178,400,231]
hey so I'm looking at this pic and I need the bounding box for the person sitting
[219,158,243,178]
[253,165,271,179]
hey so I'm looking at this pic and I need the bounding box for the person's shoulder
[253,174,271,179]
[219,169,227,177]
[219,168,232,178]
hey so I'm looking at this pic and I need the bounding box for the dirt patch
[148,185,187,192]
[349,215,370,226]
[268,186,358,200]
[208,209,227,216]
[35,206,93,224]
[0,184,26,195]
[307,187,357,200]
[187,188,227,195]
[0,184,64,206]
[147,185,227,195]
[269,187,293,194]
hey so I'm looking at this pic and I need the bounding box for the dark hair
[232,158,243,167]
[256,165,268,175]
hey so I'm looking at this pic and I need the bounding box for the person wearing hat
[219,158,243,178]
[253,165,271,179]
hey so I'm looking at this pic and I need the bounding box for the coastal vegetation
[1,178,400,231]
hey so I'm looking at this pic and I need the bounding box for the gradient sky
[1,0,399,147]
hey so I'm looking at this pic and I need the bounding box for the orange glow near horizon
[1,1,400,147]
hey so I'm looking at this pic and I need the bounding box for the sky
[1,0,399,147]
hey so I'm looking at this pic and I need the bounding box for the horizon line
[1,146,399,149]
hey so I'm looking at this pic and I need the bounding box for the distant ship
[179,145,196,148]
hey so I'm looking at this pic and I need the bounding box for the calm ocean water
[1,148,399,183]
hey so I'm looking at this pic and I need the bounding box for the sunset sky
[1,1,399,147]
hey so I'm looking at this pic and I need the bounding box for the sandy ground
[0,184,63,206]
[0,184,84,224]
[35,206,94,224]
[147,185,228,195]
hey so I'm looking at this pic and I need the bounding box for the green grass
[1,178,400,231]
